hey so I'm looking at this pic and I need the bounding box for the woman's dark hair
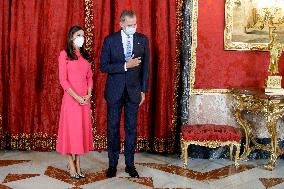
[66,25,90,61]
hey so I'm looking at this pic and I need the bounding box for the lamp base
[265,76,284,95]
[265,88,284,95]
[266,76,282,88]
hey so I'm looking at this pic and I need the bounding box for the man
[100,10,150,178]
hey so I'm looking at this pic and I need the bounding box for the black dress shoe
[106,167,117,178]
[125,166,139,178]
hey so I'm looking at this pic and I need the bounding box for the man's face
[120,16,137,31]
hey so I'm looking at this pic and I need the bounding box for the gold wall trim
[189,0,236,95]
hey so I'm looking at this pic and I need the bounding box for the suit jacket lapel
[116,31,125,61]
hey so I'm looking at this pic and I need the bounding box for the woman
[56,25,94,179]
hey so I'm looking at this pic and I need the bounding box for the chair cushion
[181,124,241,142]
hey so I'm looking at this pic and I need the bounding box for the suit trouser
[107,87,139,167]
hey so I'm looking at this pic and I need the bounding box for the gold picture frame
[224,0,284,51]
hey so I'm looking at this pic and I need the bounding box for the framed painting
[224,0,284,51]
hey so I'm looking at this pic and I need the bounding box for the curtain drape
[91,0,182,153]
[0,0,182,153]
[0,0,85,150]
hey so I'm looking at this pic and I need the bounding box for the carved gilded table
[232,89,284,170]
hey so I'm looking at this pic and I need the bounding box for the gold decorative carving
[268,33,284,75]
[181,137,240,167]
[232,89,284,170]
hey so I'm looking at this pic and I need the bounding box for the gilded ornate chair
[181,124,241,167]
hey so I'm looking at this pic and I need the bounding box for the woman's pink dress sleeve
[58,51,71,90]
[87,64,93,88]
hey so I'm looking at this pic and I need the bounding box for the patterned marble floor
[0,151,284,189]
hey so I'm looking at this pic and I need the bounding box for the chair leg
[235,144,240,168]
[180,140,185,160]
[184,143,189,167]
[229,143,234,161]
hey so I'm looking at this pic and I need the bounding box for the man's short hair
[120,10,136,22]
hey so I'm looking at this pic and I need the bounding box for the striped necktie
[125,36,132,61]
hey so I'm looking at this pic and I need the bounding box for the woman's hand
[75,96,87,105]
[66,88,88,105]
[82,94,91,103]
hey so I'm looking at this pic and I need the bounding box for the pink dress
[56,50,94,155]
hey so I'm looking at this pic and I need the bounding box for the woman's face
[72,29,84,47]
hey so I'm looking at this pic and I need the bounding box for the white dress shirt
[121,30,133,71]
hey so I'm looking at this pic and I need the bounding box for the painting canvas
[225,0,284,50]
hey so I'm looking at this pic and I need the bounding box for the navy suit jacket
[100,31,150,104]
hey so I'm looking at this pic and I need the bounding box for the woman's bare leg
[75,154,85,177]
[67,154,78,176]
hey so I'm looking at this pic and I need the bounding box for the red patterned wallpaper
[194,0,284,89]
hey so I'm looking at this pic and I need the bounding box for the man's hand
[126,54,141,69]
[139,92,145,106]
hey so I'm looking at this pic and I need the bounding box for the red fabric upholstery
[182,124,241,142]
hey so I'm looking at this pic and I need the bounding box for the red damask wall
[195,0,284,90]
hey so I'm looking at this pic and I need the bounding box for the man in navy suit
[100,10,150,178]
